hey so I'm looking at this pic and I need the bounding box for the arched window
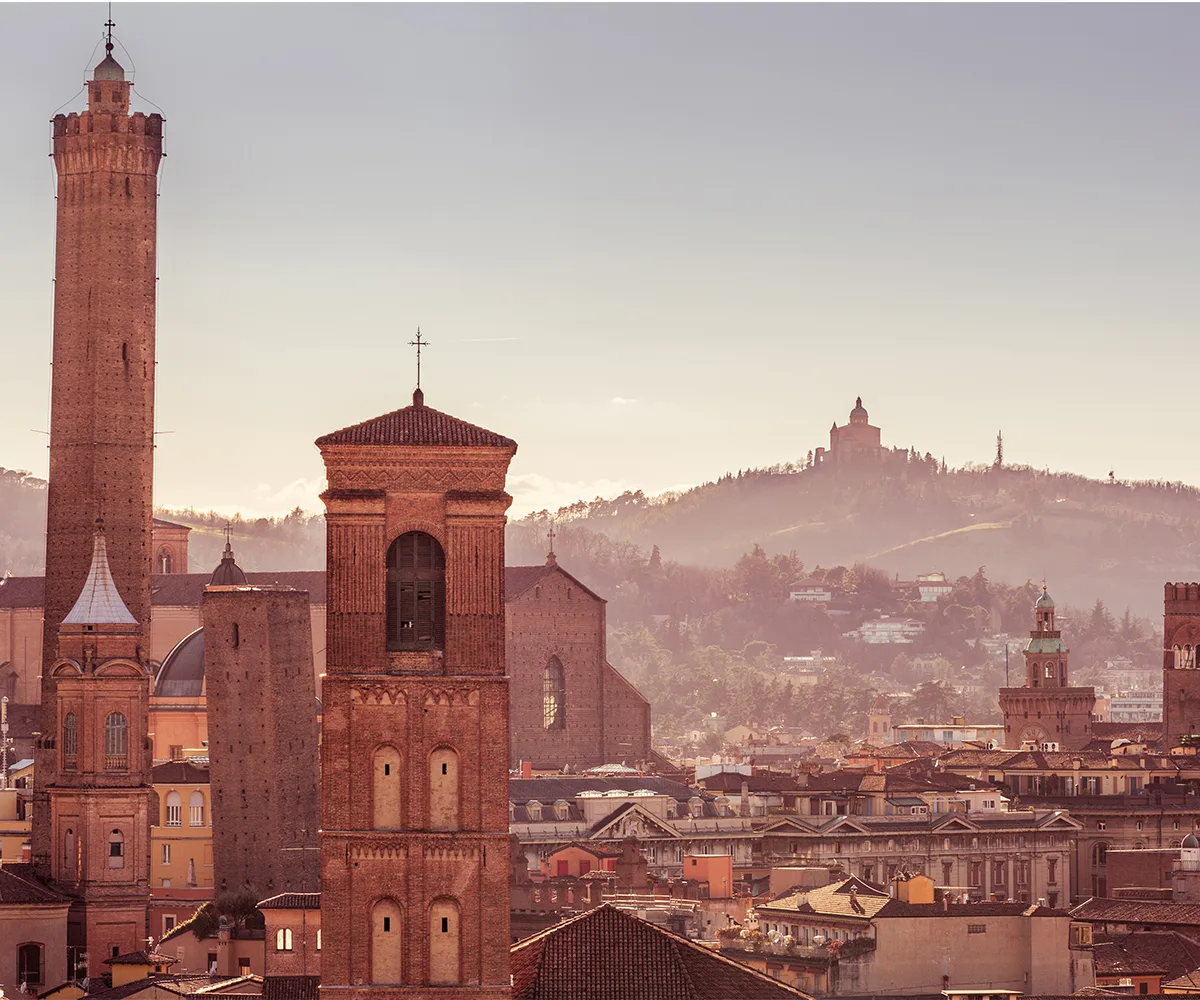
[157,547,173,574]
[166,791,182,827]
[543,657,565,730]
[373,746,402,830]
[386,532,445,651]
[105,712,128,762]
[429,898,461,985]
[187,857,197,886]
[63,828,76,878]
[63,713,78,757]
[429,748,459,832]
[108,829,125,869]
[371,899,403,983]
[276,928,293,952]
[189,791,205,826]
[1093,842,1109,866]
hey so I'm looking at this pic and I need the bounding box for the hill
[508,460,1200,621]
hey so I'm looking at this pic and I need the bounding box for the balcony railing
[104,755,128,771]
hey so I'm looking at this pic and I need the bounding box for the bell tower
[316,387,516,999]
[35,30,163,877]
[47,522,154,976]
[999,587,1095,750]
[1162,583,1200,749]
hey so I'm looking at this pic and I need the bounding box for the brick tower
[35,35,164,876]
[1162,583,1200,749]
[316,387,516,998]
[47,522,154,976]
[204,575,320,896]
[999,587,1095,750]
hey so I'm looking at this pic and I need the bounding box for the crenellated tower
[999,587,1095,750]
[35,35,164,877]
[316,387,516,998]
[1162,583,1200,749]
[47,521,154,976]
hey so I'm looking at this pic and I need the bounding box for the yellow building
[152,760,213,890]
[0,758,33,862]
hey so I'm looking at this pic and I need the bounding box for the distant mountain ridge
[5,458,1200,619]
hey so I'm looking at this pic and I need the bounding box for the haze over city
[1,3,1198,517]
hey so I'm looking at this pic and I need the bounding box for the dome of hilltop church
[849,396,869,425]
[1184,833,1200,850]
[1036,586,1055,609]
[155,628,204,697]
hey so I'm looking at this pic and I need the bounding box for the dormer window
[387,532,445,651]
[527,800,543,822]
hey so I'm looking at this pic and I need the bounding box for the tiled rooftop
[316,397,517,449]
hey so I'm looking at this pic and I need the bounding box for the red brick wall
[506,568,605,769]
[1163,583,1200,748]
[204,588,320,896]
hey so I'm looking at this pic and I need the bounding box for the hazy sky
[1,4,1197,519]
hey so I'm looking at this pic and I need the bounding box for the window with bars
[543,657,565,730]
[63,713,78,757]
[387,532,445,651]
[105,712,128,761]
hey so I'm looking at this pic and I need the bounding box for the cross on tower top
[223,522,234,544]
[104,4,115,54]
[408,328,428,390]
[546,523,557,566]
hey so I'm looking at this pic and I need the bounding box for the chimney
[740,780,751,817]
[521,760,532,781]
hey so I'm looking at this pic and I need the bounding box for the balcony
[104,755,128,771]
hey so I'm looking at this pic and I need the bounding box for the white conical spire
[62,520,137,626]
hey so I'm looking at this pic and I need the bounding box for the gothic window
[189,791,205,826]
[373,746,402,830]
[166,791,182,827]
[386,532,445,651]
[63,713,78,757]
[543,657,565,730]
[108,829,125,869]
[276,928,293,952]
[429,898,461,985]
[157,547,173,574]
[105,712,128,762]
[371,899,403,983]
[17,943,43,988]
[429,747,459,832]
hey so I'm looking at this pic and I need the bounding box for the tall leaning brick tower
[316,387,516,998]
[33,34,163,878]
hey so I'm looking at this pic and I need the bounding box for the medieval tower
[316,387,516,998]
[47,522,155,975]
[999,587,1095,750]
[34,34,163,880]
[1162,583,1200,749]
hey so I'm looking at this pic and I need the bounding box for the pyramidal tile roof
[62,524,137,626]
[510,904,812,999]
[316,390,516,449]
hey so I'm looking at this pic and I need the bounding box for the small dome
[210,541,247,586]
[1183,833,1199,850]
[155,628,204,697]
[93,53,125,82]
[849,396,868,423]
[1036,586,1055,609]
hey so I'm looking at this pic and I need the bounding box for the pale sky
[1,4,1197,519]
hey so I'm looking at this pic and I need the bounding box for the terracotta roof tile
[105,951,177,966]
[316,398,516,450]
[1093,932,1200,981]
[262,977,318,1000]
[1072,898,1200,927]
[152,761,210,784]
[510,904,811,999]
[257,892,320,910]
[0,863,68,904]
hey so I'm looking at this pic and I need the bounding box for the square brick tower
[1162,583,1200,749]
[35,38,163,877]
[47,522,154,976]
[316,387,517,997]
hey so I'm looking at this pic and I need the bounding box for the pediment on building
[762,815,818,835]
[930,814,979,833]
[818,816,874,835]
[51,659,83,677]
[95,659,148,678]
[590,802,678,841]
[1036,812,1083,831]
